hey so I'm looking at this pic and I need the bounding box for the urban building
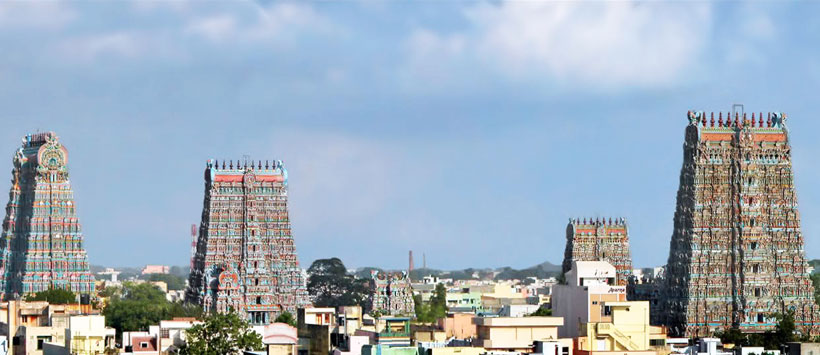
[0,132,95,298]
[437,313,477,340]
[3,301,114,355]
[563,218,632,286]
[361,344,419,355]
[664,111,820,336]
[372,317,412,347]
[498,305,541,318]
[473,316,564,352]
[258,322,298,355]
[445,292,482,313]
[574,301,667,355]
[187,159,309,325]
[123,331,158,354]
[426,347,486,355]
[67,315,117,355]
[141,265,170,275]
[370,271,414,316]
[552,261,626,339]
[298,307,336,355]
[479,283,528,314]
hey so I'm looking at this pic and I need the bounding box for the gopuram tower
[664,111,820,337]
[0,132,95,299]
[187,159,309,325]
[563,217,633,286]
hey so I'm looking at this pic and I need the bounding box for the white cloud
[184,3,334,44]
[406,1,713,89]
[185,14,237,42]
[56,33,143,62]
[0,1,76,29]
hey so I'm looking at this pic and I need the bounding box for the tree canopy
[414,283,447,323]
[307,258,371,309]
[529,307,552,316]
[25,288,77,304]
[143,273,186,291]
[179,312,263,355]
[275,311,296,327]
[103,282,201,338]
[715,312,805,348]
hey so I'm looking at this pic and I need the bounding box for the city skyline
[3,2,820,270]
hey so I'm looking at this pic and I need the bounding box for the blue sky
[2,1,820,270]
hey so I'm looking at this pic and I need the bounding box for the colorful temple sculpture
[663,111,820,337]
[369,270,414,316]
[186,159,309,325]
[0,132,95,299]
[563,217,633,286]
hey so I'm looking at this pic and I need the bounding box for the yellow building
[68,315,117,355]
[575,301,666,355]
[479,283,528,314]
[428,347,487,355]
[413,327,447,343]
[474,316,564,352]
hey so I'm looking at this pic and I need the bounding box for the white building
[551,261,627,338]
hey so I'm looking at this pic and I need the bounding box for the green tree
[428,283,448,320]
[144,273,186,291]
[103,283,169,336]
[179,312,263,355]
[275,311,296,327]
[529,307,552,316]
[168,300,204,319]
[307,258,371,308]
[414,284,447,323]
[773,311,797,346]
[103,282,199,338]
[715,327,746,346]
[25,288,77,304]
[413,294,431,322]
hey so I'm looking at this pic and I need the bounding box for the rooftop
[473,316,563,327]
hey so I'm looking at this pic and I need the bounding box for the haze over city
[3,1,820,270]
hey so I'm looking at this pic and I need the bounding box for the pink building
[438,313,476,340]
[141,265,170,275]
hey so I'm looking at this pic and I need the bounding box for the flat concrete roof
[473,316,563,327]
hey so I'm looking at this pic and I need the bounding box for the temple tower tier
[663,111,820,337]
[186,159,309,325]
[563,217,633,286]
[0,132,96,299]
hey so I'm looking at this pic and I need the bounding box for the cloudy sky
[1,1,820,270]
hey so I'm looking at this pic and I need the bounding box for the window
[755,288,761,297]
[140,342,149,348]
[650,339,666,346]
[257,296,262,305]
[757,314,764,323]
[36,336,52,350]
[603,306,612,316]
[752,264,760,273]
[160,329,170,338]
[751,242,758,250]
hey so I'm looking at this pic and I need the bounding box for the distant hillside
[358,260,562,281]
[810,259,820,273]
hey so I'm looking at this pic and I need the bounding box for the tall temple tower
[187,159,309,325]
[0,132,95,299]
[664,111,820,337]
[563,217,632,286]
